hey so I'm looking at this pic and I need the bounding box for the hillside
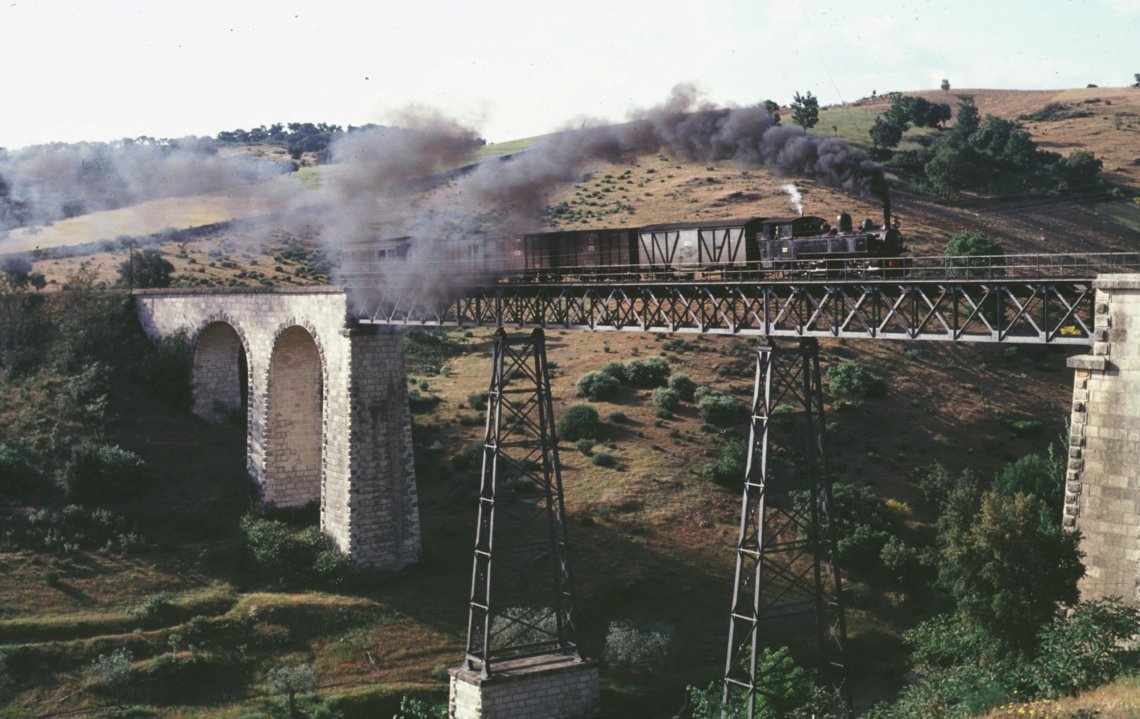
[1,88,1138,718]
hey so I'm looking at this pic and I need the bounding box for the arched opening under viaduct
[265,325,324,508]
[192,321,248,424]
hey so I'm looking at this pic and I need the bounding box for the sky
[1,0,1137,149]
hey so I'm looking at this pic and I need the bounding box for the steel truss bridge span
[353,277,1096,345]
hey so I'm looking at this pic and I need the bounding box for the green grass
[1096,198,1140,238]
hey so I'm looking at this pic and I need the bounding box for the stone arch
[190,318,251,424]
[264,323,326,508]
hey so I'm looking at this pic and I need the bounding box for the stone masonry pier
[1065,274,1140,603]
[134,287,420,570]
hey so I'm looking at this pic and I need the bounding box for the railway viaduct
[134,274,1140,593]
[134,286,420,570]
[136,270,1140,718]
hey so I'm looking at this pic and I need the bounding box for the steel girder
[463,329,582,675]
[353,280,1094,345]
[722,339,851,719]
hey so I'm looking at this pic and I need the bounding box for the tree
[954,96,981,137]
[1134,73,1140,88]
[790,91,820,130]
[944,231,1003,276]
[118,248,174,289]
[934,489,1084,652]
[925,146,973,199]
[763,99,781,124]
[268,663,316,718]
[1059,150,1103,191]
[870,116,905,152]
[941,78,951,92]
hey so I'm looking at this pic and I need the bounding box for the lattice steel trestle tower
[722,338,852,718]
[463,328,583,674]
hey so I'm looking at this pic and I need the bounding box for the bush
[558,405,600,442]
[686,646,824,719]
[826,361,887,399]
[697,391,748,427]
[603,621,674,675]
[591,452,616,468]
[651,386,681,412]
[944,231,1004,278]
[622,357,670,388]
[87,648,134,698]
[467,392,488,411]
[1029,598,1140,697]
[240,516,354,589]
[703,440,748,487]
[607,410,627,424]
[576,371,620,401]
[58,442,150,503]
[394,695,447,719]
[599,361,627,383]
[130,593,176,626]
[667,373,697,401]
[575,438,596,455]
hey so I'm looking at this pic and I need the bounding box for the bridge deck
[352,278,1094,344]
[345,252,1140,344]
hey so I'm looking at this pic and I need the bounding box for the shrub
[87,648,134,698]
[490,606,558,646]
[603,621,675,675]
[58,442,150,503]
[622,357,670,388]
[703,440,748,487]
[667,373,697,401]
[591,452,616,468]
[394,695,447,719]
[598,361,627,383]
[130,593,176,626]
[467,392,488,411]
[1029,598,1140,697]
[575,438,596,455]
[576,371,620,401]
[698,391,748,427]
[651,387,681,412]
[558,405,600,442]
[240,516,352,588]
[826,361,887,399]
[685,646,823,719]
[607,410,627,424]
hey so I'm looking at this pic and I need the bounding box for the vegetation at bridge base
[861,450,1140,719]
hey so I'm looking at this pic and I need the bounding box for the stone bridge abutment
[1065,274,1140,604]
[134,287,420,570]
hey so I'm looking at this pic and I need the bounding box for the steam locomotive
[338,204,906,285]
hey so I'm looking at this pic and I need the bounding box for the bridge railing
[340,251,1139,288]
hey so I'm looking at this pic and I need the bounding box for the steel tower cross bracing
[722,338,851,719]
[463,328,583,675]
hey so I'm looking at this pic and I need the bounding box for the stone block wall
[1064,275,1140,604]
[134,287,421,569]
[449,656,600,719]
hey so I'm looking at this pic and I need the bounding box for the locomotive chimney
[883,197,892,230]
